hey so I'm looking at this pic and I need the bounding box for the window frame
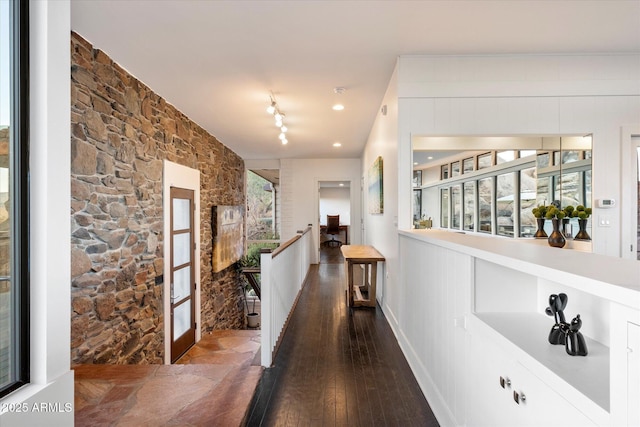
[1,0,30,398]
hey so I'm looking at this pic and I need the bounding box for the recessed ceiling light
[332,104,344,111]
[427,156,433,160]
[333,142,342,147]
[413,162,418,165]
[339,183,344,187]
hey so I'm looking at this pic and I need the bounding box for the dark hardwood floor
[244,246,439,426]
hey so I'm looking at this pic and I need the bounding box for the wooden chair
[325,215,342,247]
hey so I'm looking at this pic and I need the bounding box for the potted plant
[544,206,566,248]
[572,205,592,241]
[237,251,262,328]
[532,205,548,238]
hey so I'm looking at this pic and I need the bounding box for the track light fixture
[267,93,288,145]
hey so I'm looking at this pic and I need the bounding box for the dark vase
[534,218,547,238]
[574,218,591,241]
[548,218,566,248]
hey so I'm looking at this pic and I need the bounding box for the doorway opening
[319,181,350,264]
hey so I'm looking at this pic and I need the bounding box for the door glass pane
[496,173,515,237]
[451,185,461,229]
[172,198,191,230]
[440,188,449,228]
[478,177,492,233]
[520,167,537,237]
[173,301,191,340]
[173,233,191,266]
[173,266,191,303]
[463,181,475,231]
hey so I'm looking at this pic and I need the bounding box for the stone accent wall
[70,32,245,365]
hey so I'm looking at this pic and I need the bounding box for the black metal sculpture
[544,293,588,356]
[545,293,568,345]
[565,314,588,356]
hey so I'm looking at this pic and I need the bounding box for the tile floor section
[74,330,262,426]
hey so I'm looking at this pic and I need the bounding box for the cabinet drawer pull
[513,390,526,405]
[499,376,511,389]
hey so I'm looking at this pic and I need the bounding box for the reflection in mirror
[411,135,592,244]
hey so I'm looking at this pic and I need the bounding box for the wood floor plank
[244,248,439,426]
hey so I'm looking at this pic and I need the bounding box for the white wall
[319,187,350,225]
[361,63,399,317]
[0,1,74,425]
[397,54,640,257]
[280,158,361,263]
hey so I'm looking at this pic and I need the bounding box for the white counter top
[399,229,640,310]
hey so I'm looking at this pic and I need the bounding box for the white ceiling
[70,1,640,161]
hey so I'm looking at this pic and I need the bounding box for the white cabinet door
[467,332,596,427]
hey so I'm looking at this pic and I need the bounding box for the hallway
[245,247,439,426]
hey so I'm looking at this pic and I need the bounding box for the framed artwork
[368,156,383,214]
[212,205,244,273]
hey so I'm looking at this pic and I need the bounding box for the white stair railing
[260,225,313,367]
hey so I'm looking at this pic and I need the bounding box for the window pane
[562,150,581,164]
[559,172,581,208]
[463,158,474,174]
[413,190,421,222]
[497,150,515,164]
[520,150,536,159]
[441,164,449,180]
[478,177,492,233]
[451,185,461,229]
[520,167,537,237]
[451,161,460,177]
[440,188,449,228]
[463,181,475,231]
[477,153,492,170]
[0,0,12,390]
[496,173,515,237]
[537,152,550,169]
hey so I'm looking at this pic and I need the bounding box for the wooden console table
[340,245,385,308]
